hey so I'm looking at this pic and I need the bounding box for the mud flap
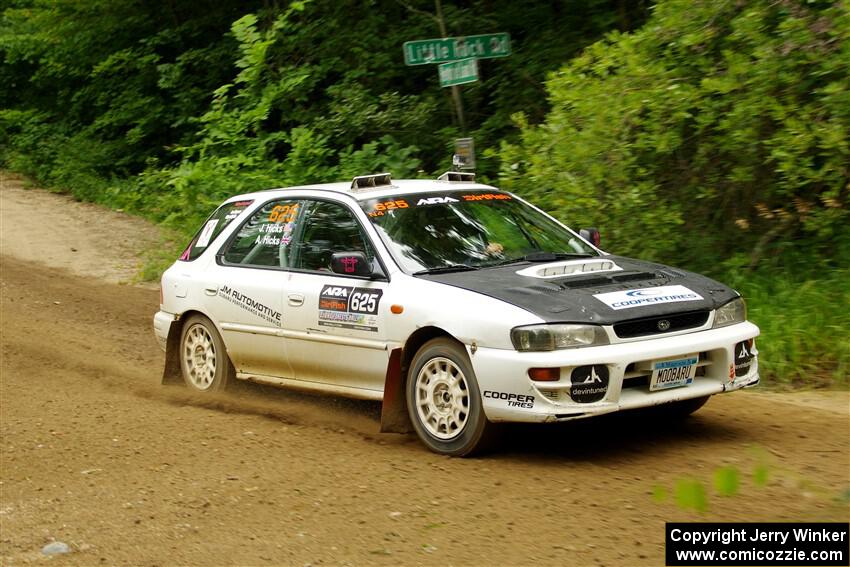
[161,321,183,386]
[380,348,413,433]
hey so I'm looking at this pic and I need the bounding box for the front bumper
[153,310,177,352]
[471,321,760,423]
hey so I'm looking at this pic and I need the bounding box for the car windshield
[360,190,598,273]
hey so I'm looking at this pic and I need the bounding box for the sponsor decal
[318,285,383,332]
[734,341,753,377]
[482,391,535,409]
[461,193,511,201]
[417,196,459,205]
[570,365,609,403]
[340,256,359,273]
[196,219,219,248]
[593,285,704,310]
[218,285,282,327]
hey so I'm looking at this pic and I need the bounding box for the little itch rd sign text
[403,33,511,66]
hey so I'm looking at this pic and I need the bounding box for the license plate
[649,355,698,391]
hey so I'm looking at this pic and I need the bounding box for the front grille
[614,310,709,339]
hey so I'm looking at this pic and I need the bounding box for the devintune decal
[218,285,282,327]
[318,285,383,332]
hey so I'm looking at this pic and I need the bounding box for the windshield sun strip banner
[364,191,512,217]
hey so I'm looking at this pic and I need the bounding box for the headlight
[713,297,746,328]
[511,324,609,351]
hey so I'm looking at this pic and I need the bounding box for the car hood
[417,256,739,325]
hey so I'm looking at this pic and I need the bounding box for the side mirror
[579,227,601,247]
[331,251,373,277]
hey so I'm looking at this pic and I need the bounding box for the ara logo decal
[416,196,459,205]
[321,286,350,298]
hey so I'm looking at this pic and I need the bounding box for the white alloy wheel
[179,314,234,392]
[406,337,498,456]
[414,356,470,440]
[183,323,217,390]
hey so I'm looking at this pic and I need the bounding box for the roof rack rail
[437,171,476,183]
[351,173,392,191]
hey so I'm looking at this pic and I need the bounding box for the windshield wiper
[412,264,479,275]
[485,252,595,267]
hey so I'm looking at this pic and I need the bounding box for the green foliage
[500,0,850,270]
[728,267,850,385]
[675,479,708,513]
[714,466,740,497]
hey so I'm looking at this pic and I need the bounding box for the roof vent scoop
[351,173,392,191]
[438,171,475,183]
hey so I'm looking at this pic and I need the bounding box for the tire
[405,337,497,456]
[179,314,235,393]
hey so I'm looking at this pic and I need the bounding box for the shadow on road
[161,379,745,461]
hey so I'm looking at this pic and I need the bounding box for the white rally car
[154,172,760,456]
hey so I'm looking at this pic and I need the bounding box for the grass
[730,268,849,387]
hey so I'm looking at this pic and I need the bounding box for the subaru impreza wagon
[153,172,760,456]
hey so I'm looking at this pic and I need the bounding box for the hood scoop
[553,270,663,290]
[516,258,622,279]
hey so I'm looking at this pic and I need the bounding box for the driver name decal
[593,285,703,310]
[318,285,383,332]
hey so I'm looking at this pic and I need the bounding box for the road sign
[454,138,475,170]
[403,33,511,66]
[439,58,478,88]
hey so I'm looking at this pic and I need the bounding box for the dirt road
[1,172,848,566]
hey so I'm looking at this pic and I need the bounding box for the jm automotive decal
[218,285,282,327]
[593,285,703,311]
[318,285,383,332]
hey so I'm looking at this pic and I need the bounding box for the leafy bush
[499,0,850,272]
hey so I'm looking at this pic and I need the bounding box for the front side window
[360,191,597,273]
[221,199,302,268]
[180,200,254,261]
[291,200,376,272]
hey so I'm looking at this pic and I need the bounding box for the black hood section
[418,256,738,325]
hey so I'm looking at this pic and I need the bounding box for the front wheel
[406,338,497,456]
[179,314,234,392]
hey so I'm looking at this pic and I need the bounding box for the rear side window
[221,199,302,268]
[179,200,254,262]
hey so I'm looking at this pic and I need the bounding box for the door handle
[204,286,219,296]
[288,293,304,307]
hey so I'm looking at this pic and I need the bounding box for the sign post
[402,29,510,166]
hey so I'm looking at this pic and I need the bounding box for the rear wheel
[179,314,234,392]
[406,338,497,456]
